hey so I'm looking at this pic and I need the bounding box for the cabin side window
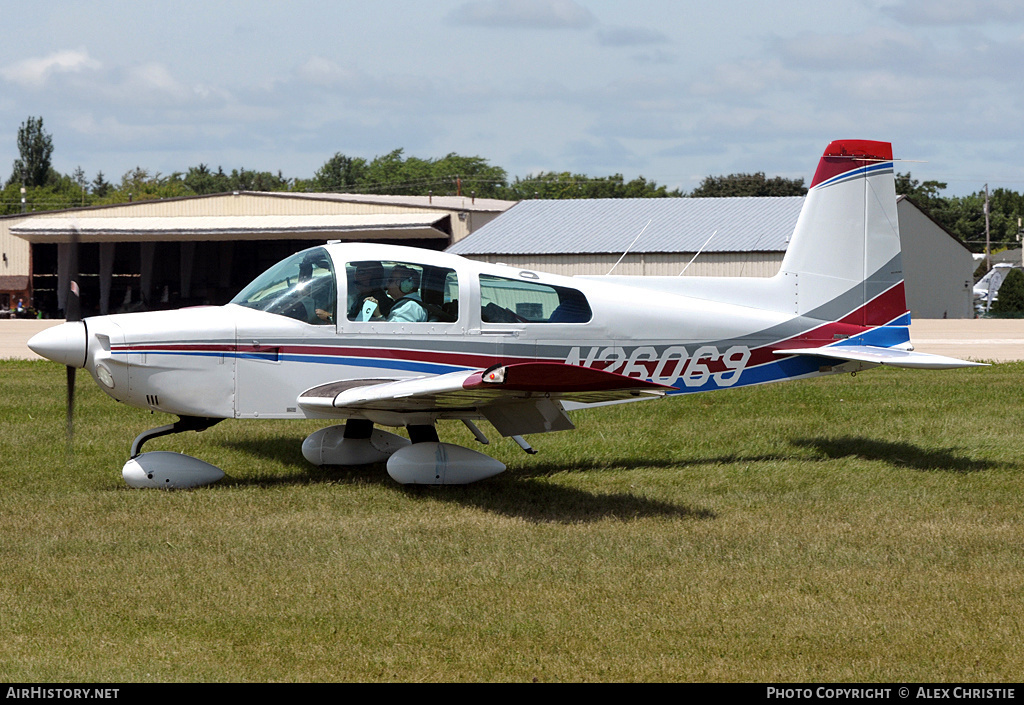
[479,274,591,324]
[345,260,459,323]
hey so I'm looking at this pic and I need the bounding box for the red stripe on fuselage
[111,342,507,369]
[285,345,501,369]
[110,281,907,380]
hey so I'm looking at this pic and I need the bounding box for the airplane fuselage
[78,241,870,426]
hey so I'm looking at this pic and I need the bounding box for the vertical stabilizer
[779,139,906,326]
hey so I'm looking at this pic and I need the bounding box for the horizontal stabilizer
[775,345,987,370]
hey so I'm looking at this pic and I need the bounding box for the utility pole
[1018,217,1023,268]
[984,183,991,271]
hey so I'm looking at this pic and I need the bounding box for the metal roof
[447,197,805,255]
[11,213,451,244]
[0,191,515,224]
[273,192,516,212]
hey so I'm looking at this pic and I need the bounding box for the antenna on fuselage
[606,219,652,275]
[678,230,717,276]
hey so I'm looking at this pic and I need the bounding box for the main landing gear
[120,416,518,488]
[302,419,510,485]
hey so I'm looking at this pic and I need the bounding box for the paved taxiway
[4,317,1022,362]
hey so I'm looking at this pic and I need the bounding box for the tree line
[4,115,1020,255]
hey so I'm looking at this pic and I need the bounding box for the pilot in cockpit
[347,261,391,320]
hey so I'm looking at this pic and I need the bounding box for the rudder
[778,140,906,327]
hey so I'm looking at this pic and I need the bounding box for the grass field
[1,359,1021,682]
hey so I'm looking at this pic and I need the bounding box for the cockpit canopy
[229,243,593,327]
[230,246,336,325]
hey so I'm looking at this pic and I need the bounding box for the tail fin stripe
[814,162,893,191]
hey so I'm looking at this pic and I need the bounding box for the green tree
[91,171,112,198]
[313,153,369,192]
[894,171,971,247]
[92,167,192,203]
[0,175,83,213]
[504,172,680,199]
[689,172,806,197]
[71,166,88,206]
[895,172,947,212]
[362,149,431,194]
[989,268,1024,316]
[933,192,988,252]
[9,116,55,188]
[228,167,290,192]
[311,149,507,197]
[184,164,227,195]
[983,188,1024,251]
[891,173,1024,254]
[429,153,507,198]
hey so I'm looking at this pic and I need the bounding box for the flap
[296,361,670,433]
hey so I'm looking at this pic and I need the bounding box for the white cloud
[883,0,1024,25]
[590,112,681,141]
[690,58,797,97]
[446,0,596,29]
[0,49,100,88]
[77,62,234,112]
[296,57,366,88]
[630,49,679,66]
[561,136,639,173]
[596,26,671,47]
[771,28,927,72]
[125,63,190,99]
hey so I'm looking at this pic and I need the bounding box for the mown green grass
[1,360,1021,682]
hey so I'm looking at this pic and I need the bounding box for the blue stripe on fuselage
[113,345,841,397]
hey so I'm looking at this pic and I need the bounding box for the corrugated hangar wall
[461,251,784,278]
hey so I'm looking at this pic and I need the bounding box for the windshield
[230,247,337,325]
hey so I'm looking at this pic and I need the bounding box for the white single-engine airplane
[29,140,983,488]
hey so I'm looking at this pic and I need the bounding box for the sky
[1,0,1023,196]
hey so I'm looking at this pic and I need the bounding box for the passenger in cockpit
[368,265,427,323]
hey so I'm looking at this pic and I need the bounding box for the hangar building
[2,191,513,316]
[448,196,976,319]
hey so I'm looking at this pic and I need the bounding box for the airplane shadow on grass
[215,433,1009,522]
[791,436,1008,473]
[217,436,716,524]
